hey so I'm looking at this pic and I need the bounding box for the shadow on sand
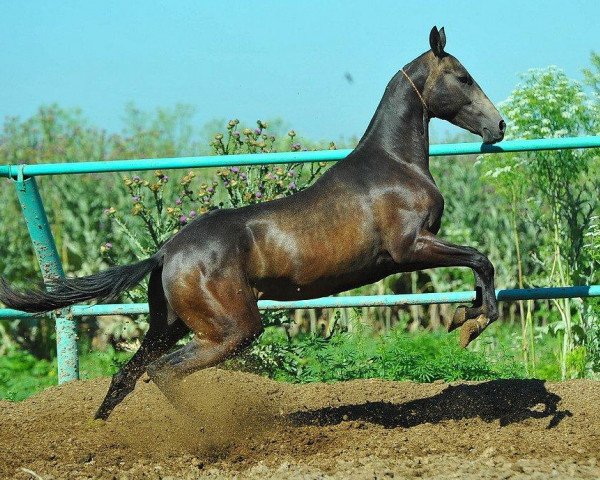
[288,379,571,430]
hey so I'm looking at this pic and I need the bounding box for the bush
[3,321,551,402]
[229,321,529,384]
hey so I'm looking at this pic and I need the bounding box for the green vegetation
[234,322,528,383]
[0,56,599,401]
[480,64,600,377]
[1,321,563,401]
[0,346,131,401]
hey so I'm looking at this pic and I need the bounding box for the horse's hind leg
[146,275,263,399]
[94,268,189,420]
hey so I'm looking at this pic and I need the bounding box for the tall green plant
[481,65,599,378]
[101,120,334,326]
[0,106,115,357]
[478,149,537,373]
[0,104,207,356]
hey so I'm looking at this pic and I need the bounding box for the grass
[0,347,132,401]
[0,321,563,402]
[230,321,543,383]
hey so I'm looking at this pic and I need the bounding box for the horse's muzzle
[482,120,506,144]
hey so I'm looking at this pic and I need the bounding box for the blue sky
[1,0,599,142]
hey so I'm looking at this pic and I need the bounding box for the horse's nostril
[499,120,506,133]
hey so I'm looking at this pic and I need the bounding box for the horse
[0,27,505,420]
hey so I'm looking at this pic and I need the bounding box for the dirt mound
[0,369,598,479]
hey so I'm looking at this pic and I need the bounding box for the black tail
[0,256,161,313]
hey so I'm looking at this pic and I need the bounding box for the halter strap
[400,68,428,113]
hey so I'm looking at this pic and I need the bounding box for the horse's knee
[147,312,263,388]
[472,252,494,280]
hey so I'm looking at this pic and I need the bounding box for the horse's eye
[458,75,473,86]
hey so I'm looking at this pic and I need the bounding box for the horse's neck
[353,65,432,174]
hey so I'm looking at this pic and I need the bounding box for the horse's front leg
[406,231,498,347]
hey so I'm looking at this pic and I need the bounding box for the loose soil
[0,369,598,479]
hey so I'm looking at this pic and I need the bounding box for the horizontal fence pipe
[1,285,598,320]
[0,136,598,179]
[260,285,600,309]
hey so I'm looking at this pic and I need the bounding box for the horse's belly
[246,199,396,299]
[252,252,397,301]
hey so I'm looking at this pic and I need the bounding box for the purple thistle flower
[175,197,182,205]
[132,175,141,182]
[233,131,240,138]
[255,191,262,199]
[289,182,297,190]
[179,215,188,225]
[231,167,240,174]
[105,242,113,249]
[240,173,247,181]
[131,195,141,203]
[189,210,197,218]
[254,128,261,135]
[288,169,296,177]
[162,175,169,183]
[207,187,214,193]
[223,180,229,186]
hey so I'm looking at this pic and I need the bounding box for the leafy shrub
[230,321,526,384]
[479,64,600,378]
[0,347,132,401]
[3,322,543,402]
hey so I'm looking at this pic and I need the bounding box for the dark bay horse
[0,27,505,419]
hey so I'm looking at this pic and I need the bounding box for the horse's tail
[0,255,161,313]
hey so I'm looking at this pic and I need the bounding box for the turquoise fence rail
[1,135,599,383]
[1,136,599,179]
[2,285,599,319]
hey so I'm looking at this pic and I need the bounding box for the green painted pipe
[0,136,598,178]
[1,285,598,319]
[12,176,79,383]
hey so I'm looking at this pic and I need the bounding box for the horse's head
[421,27,505,144]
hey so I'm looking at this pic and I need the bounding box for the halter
[400,68,429,112]
[400,68,430,134]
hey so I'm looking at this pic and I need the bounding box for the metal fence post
[13,173,79,383]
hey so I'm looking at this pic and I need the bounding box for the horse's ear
[429,26,446,57]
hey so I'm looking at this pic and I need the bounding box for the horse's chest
[374,181,444,233]
[423,185,445,232]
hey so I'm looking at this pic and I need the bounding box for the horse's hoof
[449,306,468,332]
[459,314,488,348]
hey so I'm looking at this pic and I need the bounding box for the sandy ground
[0,369,598,479]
